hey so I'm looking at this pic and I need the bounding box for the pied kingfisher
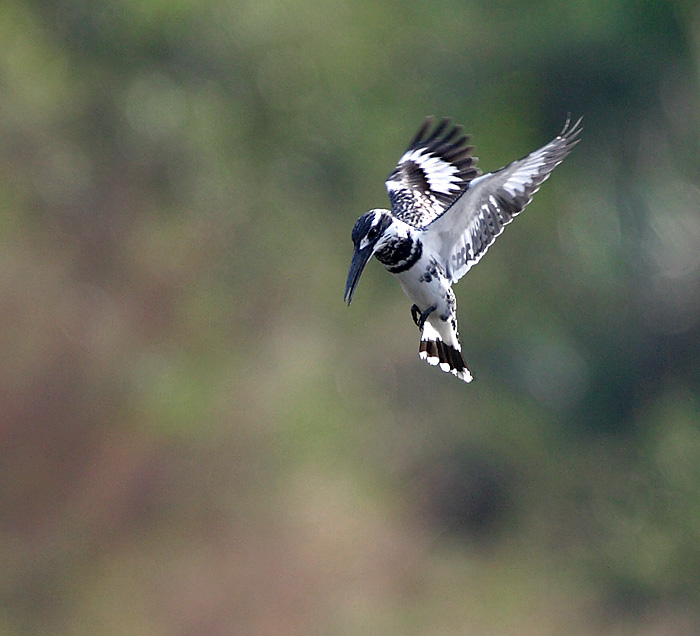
[344,115,581,382]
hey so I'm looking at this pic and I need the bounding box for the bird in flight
[344,115,581,382]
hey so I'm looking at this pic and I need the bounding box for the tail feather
[418,324,473,383]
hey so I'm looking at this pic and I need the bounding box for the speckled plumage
[345,116,582,383]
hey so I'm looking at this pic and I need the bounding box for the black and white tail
[418,322,473,383]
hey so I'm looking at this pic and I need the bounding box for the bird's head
[344,209,394,305]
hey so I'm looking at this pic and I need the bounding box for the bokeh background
[2,0,700,634]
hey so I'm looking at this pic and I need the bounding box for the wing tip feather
[558,113,583,145]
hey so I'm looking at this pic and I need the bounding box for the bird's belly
[395,268,449,315]
[395,267,460,347]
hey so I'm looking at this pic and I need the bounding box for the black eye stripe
[351,211,393,245]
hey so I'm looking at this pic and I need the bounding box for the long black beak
[344,245,373,305]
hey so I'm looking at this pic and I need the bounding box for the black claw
[419,305,437,330]
[410,304,422,328]
[411,304,436,331]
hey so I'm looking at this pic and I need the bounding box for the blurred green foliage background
[2,0,700,634]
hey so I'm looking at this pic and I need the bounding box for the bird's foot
[411,304,437,331]
[410,305,421,327]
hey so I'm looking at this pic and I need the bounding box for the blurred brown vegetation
[2,0,700,634]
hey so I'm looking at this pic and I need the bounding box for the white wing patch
[394,148,462,195]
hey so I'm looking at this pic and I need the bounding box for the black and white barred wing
[426,117,582,284]
[385,118,481,228]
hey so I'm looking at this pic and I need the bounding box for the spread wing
[424,116,582,283]
[386,117,481,228]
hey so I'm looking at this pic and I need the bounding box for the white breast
[394,257,450,316]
